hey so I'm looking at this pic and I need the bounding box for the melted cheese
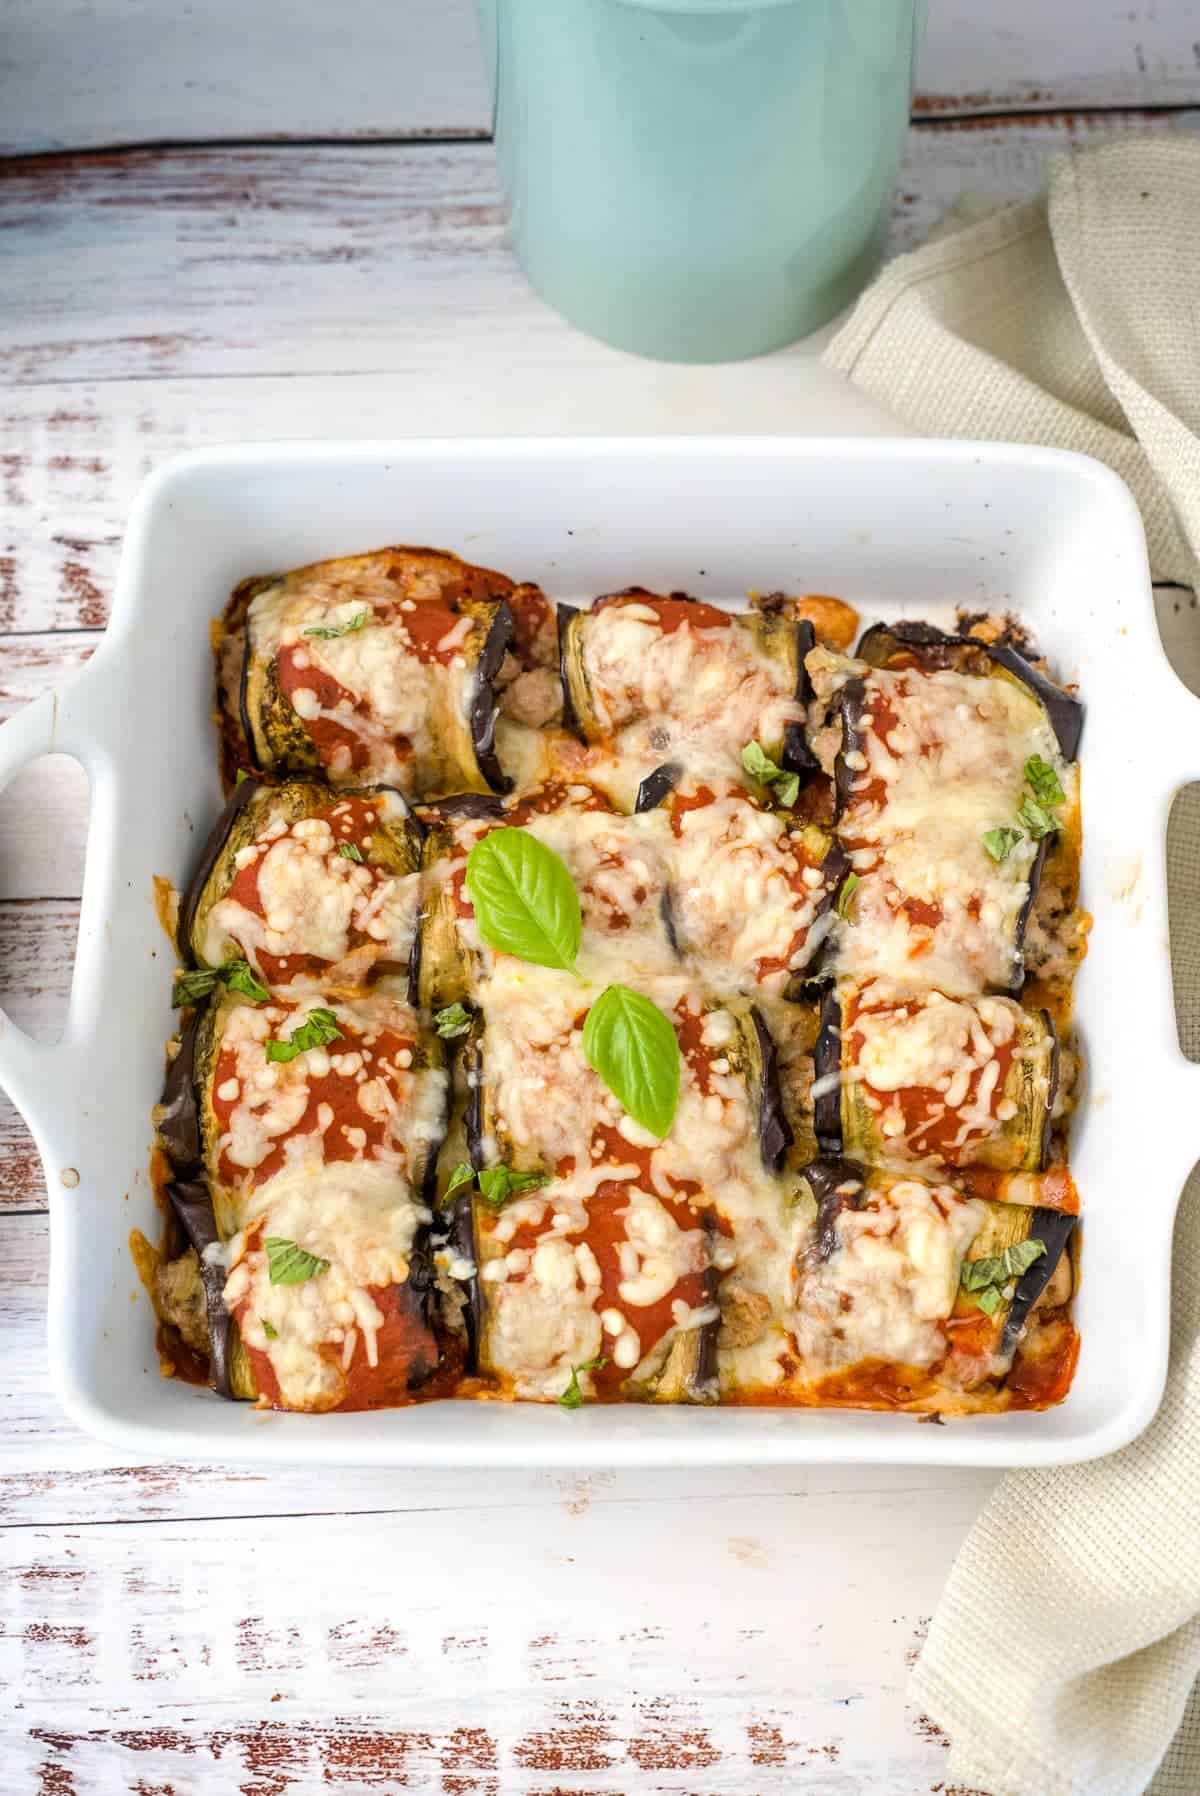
[204,807,419,981]
[791,1177,984,1375]
[224,1158,431,1411]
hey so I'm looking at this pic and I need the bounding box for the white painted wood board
[4,0,1200,153]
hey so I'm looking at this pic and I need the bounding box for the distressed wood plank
[4,0,1200,154]
[2,116,1199,634]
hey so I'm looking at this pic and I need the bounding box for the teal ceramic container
[478,0,918,362]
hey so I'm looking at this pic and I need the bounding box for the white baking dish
[6,437,1197,1468]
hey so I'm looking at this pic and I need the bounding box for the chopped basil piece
[443,1162,476,1203]
[435,1002,473,1039]
[974,1285,1003,1317]
[741,741,800,809]
[303,610,369,640]
[960,1238,1048,1313]
[1017,795,1060,840]
[338,842,364,863]
[265,1237,330,1285]
[235,768,251,785]
[835,871,861,920]
[558,1354,607,1410]
[172,958,268,1008]
[477,1165,549,1209]
[982,826,1024,863]
[261,1318,278,1340]
[265,1006,342,1063]
[1025,756,1065,806]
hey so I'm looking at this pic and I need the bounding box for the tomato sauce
[593,592,732,637]
[845,996,1016,1163]
[505,584,554,667]
[211,1020,420,1187]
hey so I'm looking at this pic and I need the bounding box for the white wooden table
[2,6,1198,1790]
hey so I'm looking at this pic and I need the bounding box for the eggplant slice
[233,548,516,798]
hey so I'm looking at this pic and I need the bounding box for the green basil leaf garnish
[172,958,268,1008]
[982,826,1024,863]
[443,1162,476,1204]
[477,1165,549,1209]
[435,1002,473,1039]
[1004,1238,1049,1278]
[558,1354,607,1410]
[1017,795,1060,841]
[303,610,369,640]
[741,741,799,809]
[464,828,581,973]
[261,1318,278,1340]
[960,1238,1047,1313]
[338,842,364,863]
[582,984,680,1139]
[835,871,861,920]
[223,959,270,1003]
[265,1237,330,1285]
[1024,756,1065,807]
[974,1285,1003,1316]
[265,1006,342,1063]
[235,768,251,785]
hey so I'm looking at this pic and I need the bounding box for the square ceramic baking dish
[5,437,1197,1468]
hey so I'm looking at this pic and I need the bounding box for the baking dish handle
[0,677,111,1123]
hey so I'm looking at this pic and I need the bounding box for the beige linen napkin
[825,138,1200,1796]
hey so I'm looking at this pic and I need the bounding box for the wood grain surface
[2,9,1199,1789]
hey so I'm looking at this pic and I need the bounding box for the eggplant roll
[158,989,448,1410]
[804,632,1081,996]
[633,766,844,999]
[231,548,516,798]
[786,1157,1076,1408]
[179,777,422,988]
[558,589,807,770]
[813,982,1058,1174]
[467,1175,721,1404]
[414,780,680,1011]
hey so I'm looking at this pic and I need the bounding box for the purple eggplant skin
[634,761,683,814]
[812,987,844,1153]
[1038,1008,1060,1171]
[426,792,507,825]
[557,603,585,742]
[176,773,263,962]
[166,1177,233,1398]
[832,676,868,820]
[692,1218,721,1397]
[750,1007,793,1174]
[237,631,261,773]
[470,600,516,794]
[800,1155,868,1262]
[793,619,816,704]
[1013,835,1051,991]
[855,620,1084,760]
[1000,1209,1077,1358]
[781,721,819,779]
[159,1013,203,1172]
[439,1190,482,1375]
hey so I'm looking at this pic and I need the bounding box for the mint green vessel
[478,0,918,362]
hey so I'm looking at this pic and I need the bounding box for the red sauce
[593,592,732,637]
[392,601,473,666]
[805,1358,935,1409]
[506,584,554,667]
[667,784,717,833]
[845,995,1017,1164]
[275,644,376,773]
[1006,1321,1080,1409]
[211,1019,419,1187]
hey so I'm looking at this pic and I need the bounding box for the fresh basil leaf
[303,610,369,640]
[974,1285,1003,1316]
[835,871,861,921]
[1017,796,1060,841]
[261,1318,278,1340]
[172,966,220,1007]
[265,1237,330,1285]
[558,1354,607,1410]
[338,842,364,863]
[775,771,801,808]
[222,959,270,1003]
[960,1254,1004,1293]
[442,1162,476,1205]
[464,828,581,972]
[1004,1238,1048,1279]
[582,984,680,1138]
[235,768,251,785]
[435,1002,472,1039]
[477,1165,549,1209]
[982,826,1024,863]
[1025,756,1065,807]
[265,1006,342,1064]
